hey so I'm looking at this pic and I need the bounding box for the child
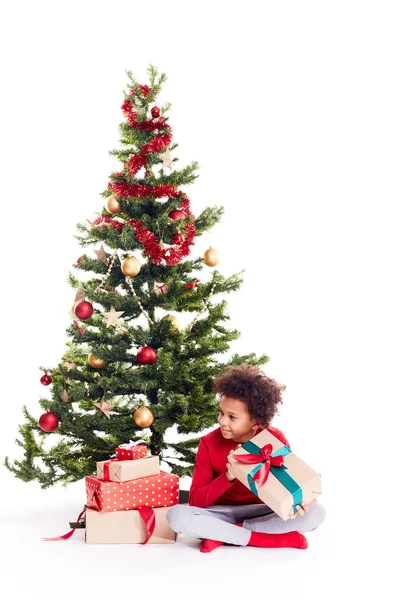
[167,364,326,552]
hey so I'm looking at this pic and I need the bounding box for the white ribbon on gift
[118,439,148,450]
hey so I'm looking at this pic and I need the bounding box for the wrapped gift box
[115,442,148,461]
[86,470,180,512]
[96,455,160,483]
[85,506,176,544]
[228,429,322,520]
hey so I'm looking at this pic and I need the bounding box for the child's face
[217,395,259,444]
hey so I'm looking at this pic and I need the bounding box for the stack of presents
[50,429,322,544]
[85,441,179,544]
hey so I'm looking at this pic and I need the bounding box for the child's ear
[251,422,260,432]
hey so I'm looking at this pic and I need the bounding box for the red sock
[199,522,243,553]
[248,531,308,550]
[200,538,224,553]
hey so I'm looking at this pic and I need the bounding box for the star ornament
[161,149,173,170]
[94,245,110,265]
[93,397,115,419]
[102,306,125,327]
[75,282,85,302]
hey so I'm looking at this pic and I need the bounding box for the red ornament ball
[77,256,83,264]
[151,106,161,118]
[40,374,52,386]
[168,210,186,220]
[74,300,94,320]
[39,412,59,432]
[137,346,157,365]
[173,233,185,245]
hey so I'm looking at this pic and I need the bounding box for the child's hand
[288,498,318,519]
[225,449,236,482]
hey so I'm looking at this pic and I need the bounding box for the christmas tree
[5,65,268,488]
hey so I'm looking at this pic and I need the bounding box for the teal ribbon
[242,439,303,514]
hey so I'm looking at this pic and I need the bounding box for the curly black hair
[213,364,284,427]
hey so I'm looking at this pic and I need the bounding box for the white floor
[1,469,386,600]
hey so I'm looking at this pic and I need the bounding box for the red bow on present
[185,279,200,289]
[155,283,169,294]
[232,444,284,486]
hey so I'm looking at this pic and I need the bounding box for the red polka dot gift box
[115,442,148,461]
[96,455,160,483]
[85,470,180,512]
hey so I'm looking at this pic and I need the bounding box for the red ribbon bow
[185,279,200,289]
[232,444,284,487]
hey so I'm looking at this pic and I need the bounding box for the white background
[0,1,398,597]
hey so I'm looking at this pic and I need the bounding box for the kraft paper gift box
[85,506,177,544]
[227,429,322,521]
[115,442,148,461]
[86,470,180,512]
[96,455,160,483]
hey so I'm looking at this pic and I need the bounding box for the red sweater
[188,426,290,508]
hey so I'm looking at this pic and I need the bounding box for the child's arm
[188,438,234,508]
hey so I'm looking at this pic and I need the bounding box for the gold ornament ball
[121,256,141,277]
[105,195,121,214]
[163,314,179,333]
[134,406,155,428]
[204,248,220,267]
[88,353,108,369]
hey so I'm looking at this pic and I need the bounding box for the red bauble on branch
[74,300,94,320]
[168,210,186,220]
[151,106,161,118]
[137,346,157,365]
[39,412,59,432]
[40,374,52,386]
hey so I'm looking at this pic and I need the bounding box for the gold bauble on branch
[133,406,155,428]
[121,256,141,277]
[88,352,108,369]
[163,314,179,333]
[204,247,220,267]
[104,194,121,214]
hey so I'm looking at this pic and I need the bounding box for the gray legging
[166,502,326,546]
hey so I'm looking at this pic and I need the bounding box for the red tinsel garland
[92,85,197,266]
[108,182,177,199]
[92,215,124,231]
[128,217,196,266]
[139,85,151,96]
